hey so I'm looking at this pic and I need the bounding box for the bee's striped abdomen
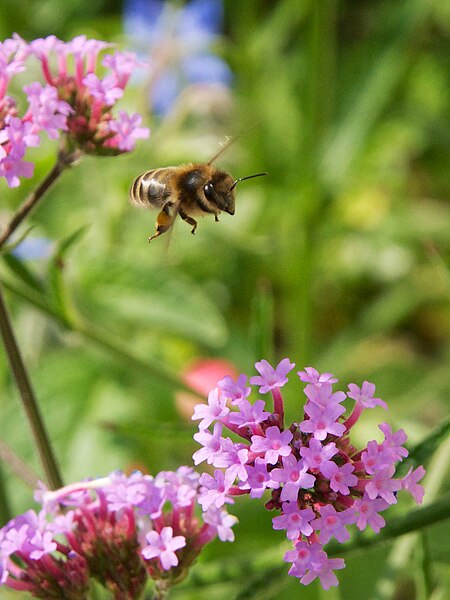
[129,168,174,208]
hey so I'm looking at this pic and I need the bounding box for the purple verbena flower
[271,454,315,502]
[320,461,358,495]
[297,367,338,385]
[250,358,295,394]
[299,438,338,475]
[250,425,293,465]
[228,399,270,430]
[0,467,237,596]
[1,34,149,187]
[313,505,356,544]
[104,110,149,152]
[347,381,387,409]
[272,502,315,540]
[240,457,278,499]
[218,373,251,404]
[142,527,186,570]
[352,496,389,533]
[192,357,426,590]
[191,386,229,429]
[401,466,425,504]
[193,421,223,465]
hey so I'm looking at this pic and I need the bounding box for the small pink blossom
[298,367,338,385]
[320,461,358,495]
[142,526,186,570]
[218,373,251,404]
[313,505,356,544]
[83,72,123,105]
[193,422,223,465]
[353,496,389,533]
[102,51,143,88]
[191,387,229,430]
[106,110,149,151]
[379,423,409,461]
[361,440,392,474]
[202,506,238,542]
[401,466,425,504]
[228,399,270,429]
[250,426,293,465]
[198,470,234,510]
[347,381,387,409]
[240,457,278,498]
[250,358,295,394]
[299,402,346,440]
[365,466,402,504]
[272,502,315,540]
[0,154,34,187]
[304,382,346,408]
[271,454,315,501]
[299,438,338,474]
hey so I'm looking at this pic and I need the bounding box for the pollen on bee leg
[148,210,173,242]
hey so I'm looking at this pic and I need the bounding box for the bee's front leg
[179,207,198,235]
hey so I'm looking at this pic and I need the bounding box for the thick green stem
[0,283,63,489]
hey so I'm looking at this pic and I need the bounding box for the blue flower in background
[124,0,232,115]
[12,237,54,260]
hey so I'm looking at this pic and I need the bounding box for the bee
[129,145,266,242]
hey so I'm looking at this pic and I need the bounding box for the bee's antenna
[230,172,268,191]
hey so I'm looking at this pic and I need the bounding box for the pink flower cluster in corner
[0,34,149,187]
[192,359,425,590]
[0,467,237,599]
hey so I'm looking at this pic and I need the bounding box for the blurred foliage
[0,0,449,598]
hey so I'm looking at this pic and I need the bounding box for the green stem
[0,462,12,524]
[327,493,450,556]
[0,282,63,489]
[152,580,171,600]
[0,277,199,395]
[0,438,40,489]
[0,149,80,251]
[74,317,193,394]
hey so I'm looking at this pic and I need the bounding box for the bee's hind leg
[148,203,175,242]
[179,207,198,235]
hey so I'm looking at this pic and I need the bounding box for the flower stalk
[0,148,80,251]
[0,282,63,489]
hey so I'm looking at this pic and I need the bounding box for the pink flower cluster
[0,34,149,187]
[192,359,425,590]
[0,467,237,599]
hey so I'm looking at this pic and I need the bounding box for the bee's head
[204,171,236,215]
[205,170,267,215]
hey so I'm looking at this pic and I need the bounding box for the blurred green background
[0,0,449,598]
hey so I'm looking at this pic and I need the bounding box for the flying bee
[129,146,267,242]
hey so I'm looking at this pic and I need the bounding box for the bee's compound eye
[203,182,215,202]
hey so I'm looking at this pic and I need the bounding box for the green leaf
[91,275,229,348]
[49,225,89,321]
[405,415,450,473]
[54,224,90,259]
[1,253,45,293]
